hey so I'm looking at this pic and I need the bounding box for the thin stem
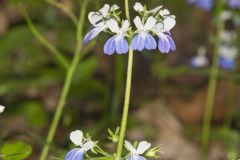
[20,6,69,70]
[201,0,224,154]
[116,49,133,159]
[39,1,89,159]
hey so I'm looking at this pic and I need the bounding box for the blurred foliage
[1,141,32,160]
[0,0,239,159]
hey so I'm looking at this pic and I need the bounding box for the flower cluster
[64,129,161,160]
[187,0,240,10]
[83,2,176,55]
[0,105,5,113]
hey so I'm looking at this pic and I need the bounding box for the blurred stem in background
[111,56,124,123]
[224,71,236,129]
[19,6,70,70]
[201,0,225,154]
[116,0,133,158]
[39,0,89,159]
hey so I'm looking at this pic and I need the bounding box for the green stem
[20,6,70,70]
[116,0,132,158]
[116,49,133,159]
[39,1,89,159]
[201,0,224,154]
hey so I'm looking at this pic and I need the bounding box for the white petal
[106,19,120,33]
[120,20,130,33]
[70,130,83,146]
[0,105,5,113]
[134,16,144,31]
[99,4,110,17]
[153,23,164,34]
[136,141,151,155]
[134,2,144,12]
[144,16,156,30]
[88,12,102,26]
[82,140,94,152]
[159,9,170,17]
[111,4,119,11]
[148,6,162,13]
[163,16,176,31]
[124,140,137,154]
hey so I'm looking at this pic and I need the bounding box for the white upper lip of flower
[70,130,94,152]
[0,105,5,113]
[88,4,119,26]
[125,140,151,156]
[134,16,156,33]
[106,19,129,36]
[219,45,238,59]
[152,16,176,34]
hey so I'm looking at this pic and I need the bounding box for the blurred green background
[0,0,239,159]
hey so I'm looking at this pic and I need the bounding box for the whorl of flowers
[83,2,176,55]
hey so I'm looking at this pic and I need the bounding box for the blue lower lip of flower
[188,0,213,11]
[131,33,157,51]
[228,0,240,8]
[104,36,129,55]
[218,57,235,70]
[158,33,176,53]
[126,155,146,160]
[64,148,85,160]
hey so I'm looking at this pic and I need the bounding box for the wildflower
[228,0,240,9]
[125,140,151,160]
[131,16,157,51]
[218,45,237,70]
[83,4,119,44]
[187,0,213,10]
[104,19,130,55]
[152,18,176,53]
[190,47,209,67]
[0,105,5,113]
[64,130,94,160]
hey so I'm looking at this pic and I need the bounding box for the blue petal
[131,33,145,51]
[145,33,157,50]
[165,34,176,51]
[104,37,116,55]
[122,38,129,54]
[218,57,235,70]
[131,33,140,51]
[64,148,84,160]
[158,34,170,53]
[126,155,146,160]
[116,36,129,54]
[83,28,102,45]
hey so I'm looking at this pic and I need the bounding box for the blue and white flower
[125,140,151,160]
[131,16,157,51]
[228,0,240,9]
[83,4,119,45]
[218,45,238,70]
[190,47,209,67]
[187,0,213,11]
[104,19,130,55]
[152,16,176,53]
[0,105,5,113]
[64,130,94,160]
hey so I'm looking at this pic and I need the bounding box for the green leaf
[1,141,32,160]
